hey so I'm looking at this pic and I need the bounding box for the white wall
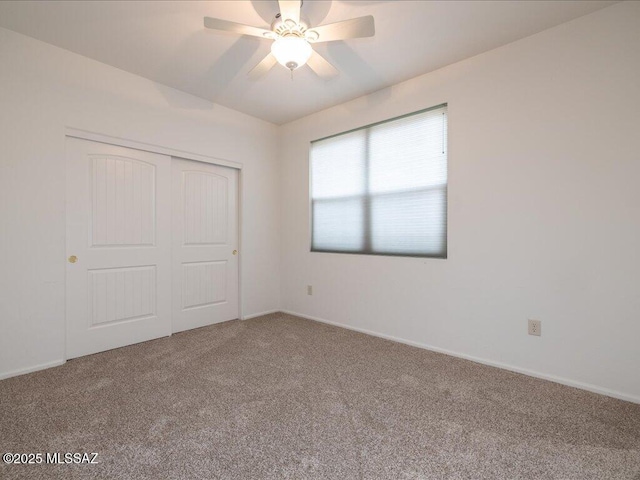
[280,2,640,402]
[0,28,280,378]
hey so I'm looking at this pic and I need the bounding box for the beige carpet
[1,312,639,479]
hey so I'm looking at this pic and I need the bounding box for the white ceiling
[0,0,616,124]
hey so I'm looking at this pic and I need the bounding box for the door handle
[232,250,238,256]
[68,255,78,264]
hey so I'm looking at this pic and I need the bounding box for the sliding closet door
[171,158,239,333]
[66,138,172,359]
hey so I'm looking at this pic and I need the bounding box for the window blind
[310,104,447,258]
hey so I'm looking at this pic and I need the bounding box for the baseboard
[281,310,640,405]
[0,360,66,381]
[4,313,637,405]
[241,309,279,320]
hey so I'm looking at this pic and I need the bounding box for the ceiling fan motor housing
[271,16,309,38]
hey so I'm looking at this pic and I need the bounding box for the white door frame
[64,127,245,361]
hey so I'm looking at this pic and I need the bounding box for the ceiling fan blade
[307,50,338,78]
[204,17,274,39]
[248,53,278,79]
[306,15,375,43]
[278,0,301,24]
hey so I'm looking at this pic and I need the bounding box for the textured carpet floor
[1,312,639,479]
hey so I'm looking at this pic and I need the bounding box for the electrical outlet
[528,319,541,336]
[307,285,313,296]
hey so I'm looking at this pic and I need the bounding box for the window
[310,104,447,258]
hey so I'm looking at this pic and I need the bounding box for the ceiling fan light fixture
[271,35,312,71]
[204,3,375,80]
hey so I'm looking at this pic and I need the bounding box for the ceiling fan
[204,0,375,79]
